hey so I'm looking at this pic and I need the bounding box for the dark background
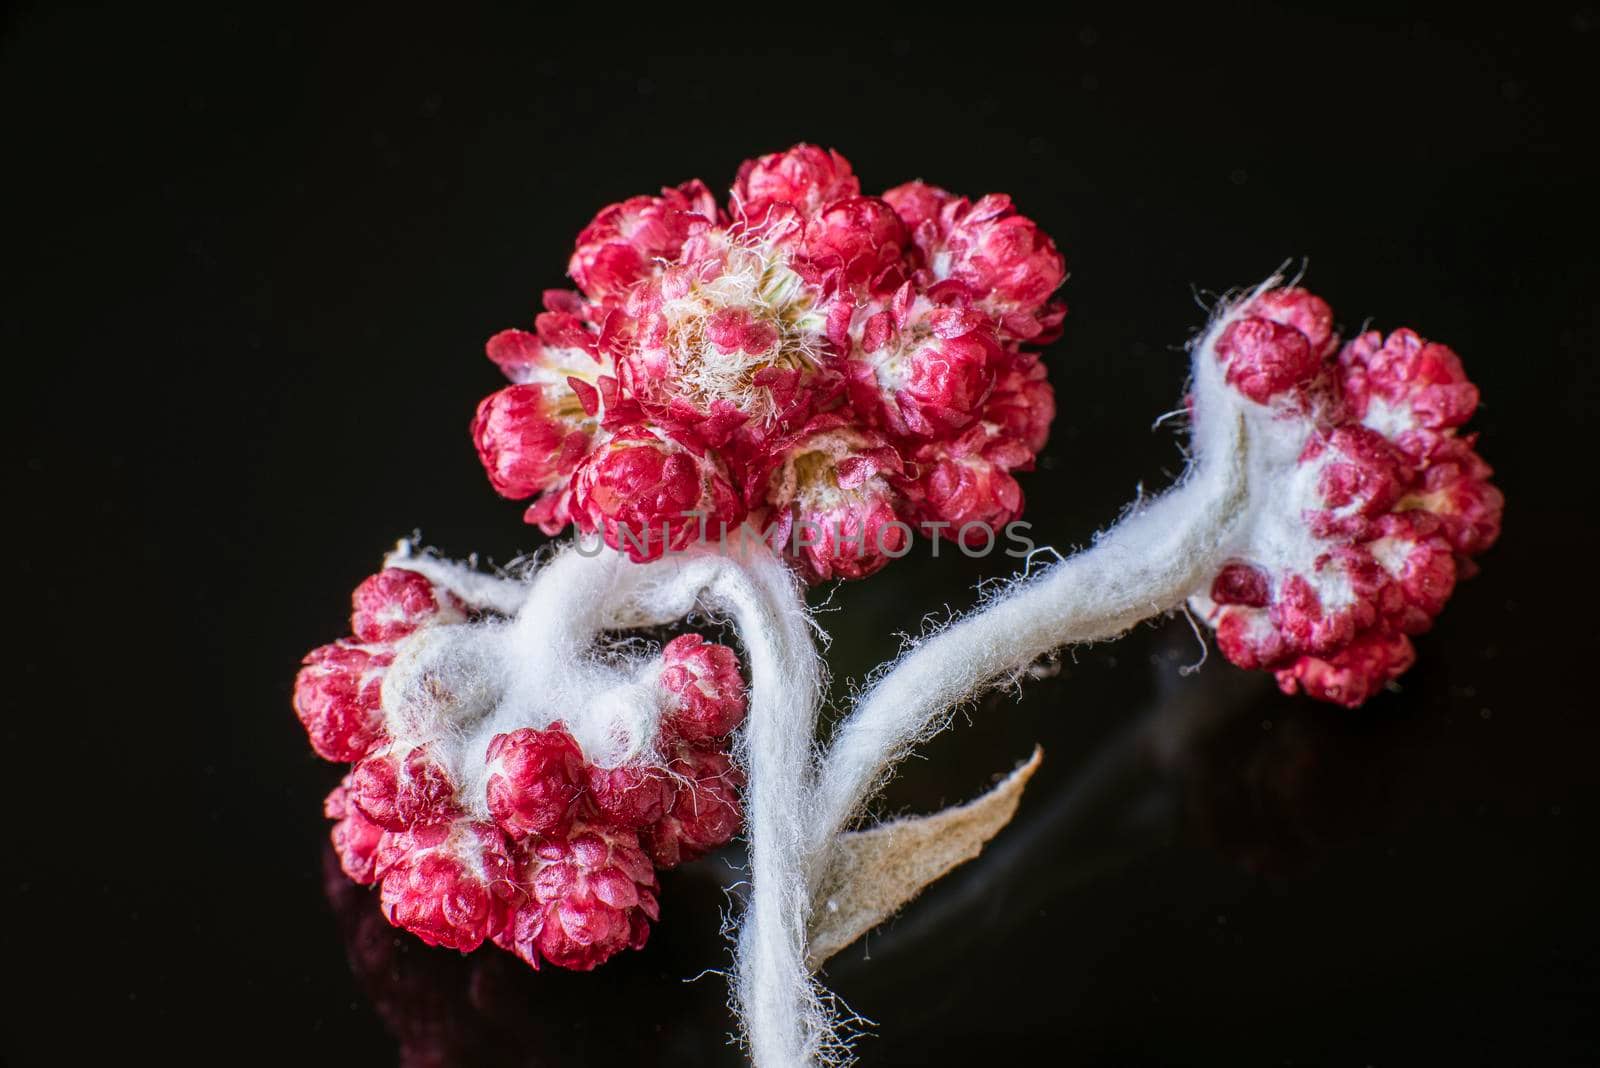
[10,7,1600,1065]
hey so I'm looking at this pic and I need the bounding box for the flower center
[657,247,825,420]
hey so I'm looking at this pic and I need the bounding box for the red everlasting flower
[1191,286,1502,705]
[471,144,1065,584]
[300,567,751,971]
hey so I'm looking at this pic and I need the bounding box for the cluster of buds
[471,143,1064,582]
[296,567,748,969]
[1190,287,1503,706]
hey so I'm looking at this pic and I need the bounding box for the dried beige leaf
[806,746,1043,969]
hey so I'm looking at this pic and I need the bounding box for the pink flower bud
[940,194,1066,315]
[351,567,460,643]
[982,354,1056,455]
[1210,561,1272,607]
[570,428,744,562]
[886,185,1065,339]
[732,143,859,218]
[378,820,521,952]
[880,180,955,230]
[801,196,909,294]
[1251,286,1337,358]
[849,285,1000,438]
[485,725,586,838]
[1215,315,1324,404]
[1405,436,1503,556]
[350,744,459,831]
[293,641,391,762]
[1303,426,1407,539]
[472,384,593,500]
[658,634,747,744]
[761,424,910,582]
[568,180,718,302]
[1274,630,1417,708]
[585,762,675,829]
[1365,512,1457,634]
[498,822,660,971]
[327,783,388,885]
[903,423,1029,540]
[1339,328,1480,453]
[644,747,744,869]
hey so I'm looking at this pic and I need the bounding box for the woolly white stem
[528,539,832,1066]
[806,442,1244,862]
[803,278,1267,877]
[510,545,633,659]
[708,552,830,1068]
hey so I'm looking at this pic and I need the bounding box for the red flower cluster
[297,569,747,969]
[472,143,1064,581]
[1191,288,1503,706]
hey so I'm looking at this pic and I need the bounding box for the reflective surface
[308,628,1597,1064]
[12,9,1598,1065]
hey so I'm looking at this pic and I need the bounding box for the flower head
[473,144,1065,579]
[1190,286,1502,706]
[296,565,749,971]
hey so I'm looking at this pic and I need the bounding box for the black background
[10,7,1600,1065]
